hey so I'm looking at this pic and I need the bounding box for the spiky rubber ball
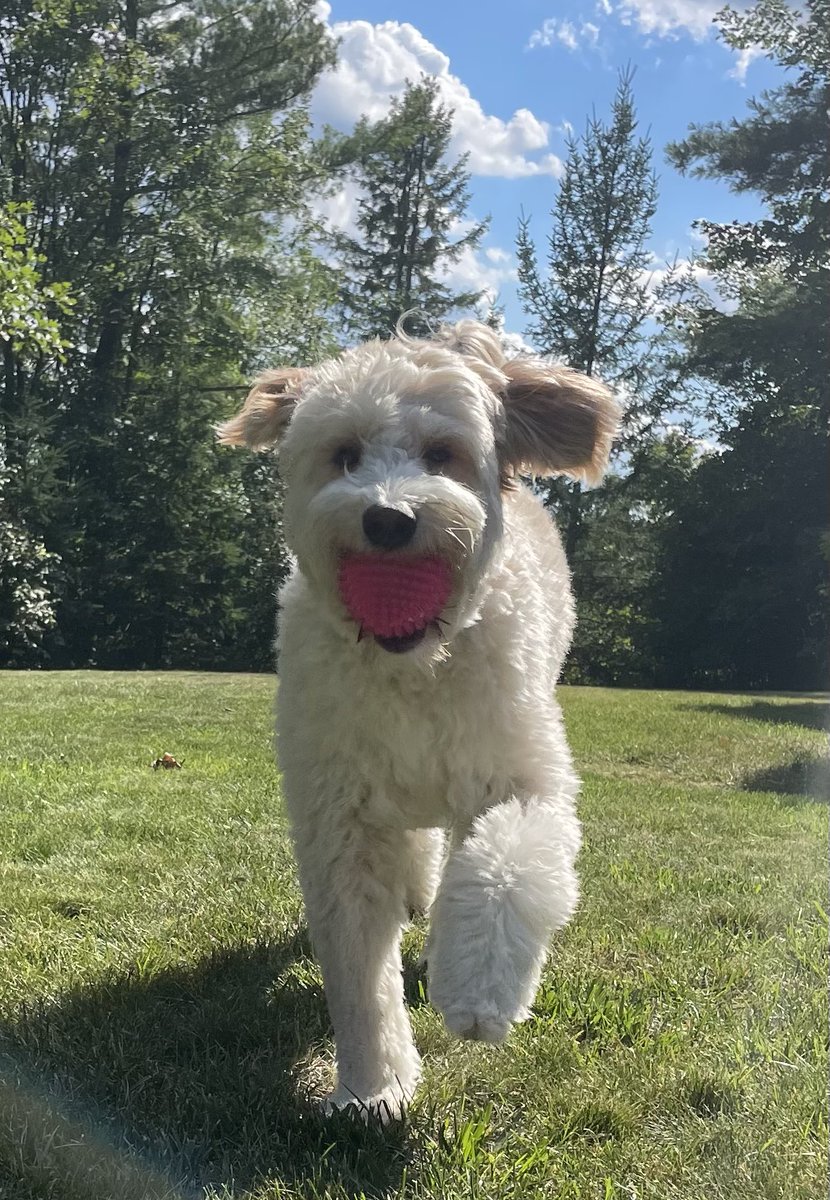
[338,555,452,638]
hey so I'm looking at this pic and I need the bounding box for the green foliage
[0,478,58,663]
[516,68,693,428]
[668,0,828,277]
[516,70,698,681]
[0,203,72,360]
[556,5,827,691]
[0,0,337,667]
[652,409,828,690]
[657,0,829,690]
[560,435,698,687]
[0,1,823,686]
[332,77,489,340]
[667,1,828,425]
[0,203,71,658]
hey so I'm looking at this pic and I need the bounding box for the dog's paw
[427,931,543,1045]
[324,1083,411,1125]
[438,1002,520,1044]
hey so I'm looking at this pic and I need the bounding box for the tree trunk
[88,0,138,434]
[563,480,583,562]
[402,135,427,310]
[2,343,22,499]
[562,203,610,560]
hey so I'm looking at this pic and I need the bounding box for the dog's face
[218,322,619,665]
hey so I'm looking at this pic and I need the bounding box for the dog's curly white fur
[218,320,619,1121]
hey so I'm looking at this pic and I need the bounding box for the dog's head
[218,321,619,664]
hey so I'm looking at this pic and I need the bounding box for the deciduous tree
[0,0,337,666]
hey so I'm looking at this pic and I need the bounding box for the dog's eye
[423,443,453,471]
[332,444,361,472]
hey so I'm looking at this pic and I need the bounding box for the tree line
[1,0,826,690]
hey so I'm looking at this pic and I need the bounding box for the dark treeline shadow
[674,699,829,802]
[689,700,830,734]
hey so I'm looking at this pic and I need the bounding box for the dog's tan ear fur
[500,360,620,485]
[216,367,307,449]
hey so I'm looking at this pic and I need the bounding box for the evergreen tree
[517,70,657,384]
[666,0,827,425]
[657,0,829,689]
[515,70,695,685]
[559,433,697,687]
[333,77,489,340]
[516,69,689,561]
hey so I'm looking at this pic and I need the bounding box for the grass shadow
[0,929,420,1199]
[691,700,830,733]
[741,756,829,803]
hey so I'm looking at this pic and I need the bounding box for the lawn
[0,672,826,1200]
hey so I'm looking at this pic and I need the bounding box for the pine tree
[514,70,699,687]
[515,69,687,558]
[666,0,828,417]
[654,0,830,690]
[517,70,657,384]
[334,77,489,340]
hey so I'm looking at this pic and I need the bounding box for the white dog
[218,320,618,1120]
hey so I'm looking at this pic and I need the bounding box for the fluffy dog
[218,320,619,1120]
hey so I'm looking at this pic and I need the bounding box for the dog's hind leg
[292,809,421,1122]
[426,794,580,1043]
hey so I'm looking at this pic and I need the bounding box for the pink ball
[338,555,452,638]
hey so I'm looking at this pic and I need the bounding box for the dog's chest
[330,651,510,829]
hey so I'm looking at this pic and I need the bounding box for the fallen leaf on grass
[151,753,182,770]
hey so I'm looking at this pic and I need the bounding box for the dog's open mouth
[338,554,451,653]
[374,628,428,653]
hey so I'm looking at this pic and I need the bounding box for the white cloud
[305,15,543,315]
[311,18,562,179]
[688,225,707,252]
[616,1,720,40]
[727,44,763,83]
[312,178,362,240]
[526,17,602,52]
[501,329,537,357]
[530,2,753,49]
[438,242,519,312]
[559,21,579,50]
[527,19,553,49]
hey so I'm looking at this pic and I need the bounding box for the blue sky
[310,1,784,337]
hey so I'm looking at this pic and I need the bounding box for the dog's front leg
[292,811,419,1121]
[427,794,580,1043]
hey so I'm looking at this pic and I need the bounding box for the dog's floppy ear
[499,359,620,485]
[216,367,307,449]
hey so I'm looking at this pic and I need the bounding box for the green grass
[0,673,826,1200]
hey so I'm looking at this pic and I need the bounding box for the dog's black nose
[362,505,417,550]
